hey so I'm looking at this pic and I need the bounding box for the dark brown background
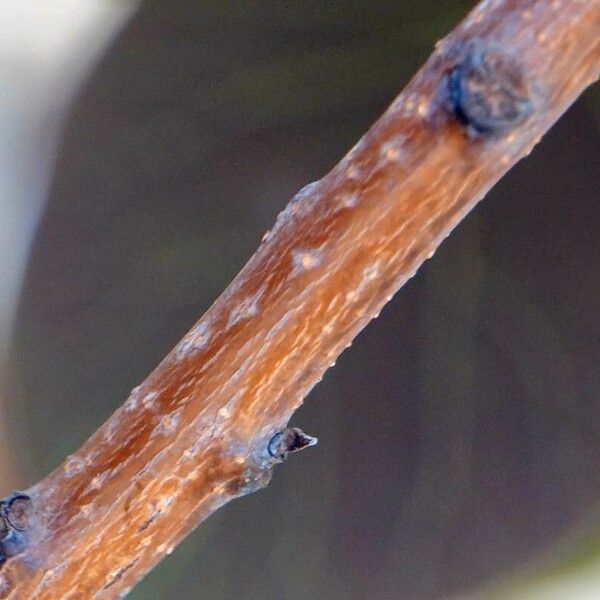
[8,1,600,598]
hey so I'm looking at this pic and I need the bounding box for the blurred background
[1,1,599,599]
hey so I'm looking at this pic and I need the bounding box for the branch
[2,0,598,597]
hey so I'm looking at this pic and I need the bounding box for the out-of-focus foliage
[0,0,136,490]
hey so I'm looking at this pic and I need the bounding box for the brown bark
[1,0,599,597]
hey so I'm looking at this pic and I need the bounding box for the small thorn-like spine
[267,428,318,462]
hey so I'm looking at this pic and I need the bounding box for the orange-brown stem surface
[2,0,599,597]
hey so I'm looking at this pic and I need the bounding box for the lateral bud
[267,427,318,462]
[448,41,532,136]
[0,493,33,566]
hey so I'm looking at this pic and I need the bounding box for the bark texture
[1,0,599,597]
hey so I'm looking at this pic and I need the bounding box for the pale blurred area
[1,2,599,599]
[0,0,137,490]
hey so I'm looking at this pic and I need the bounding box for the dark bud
[268,427,318,462]
[448,44,532,135]
[4,495,32,532]
[0,493,33,566]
